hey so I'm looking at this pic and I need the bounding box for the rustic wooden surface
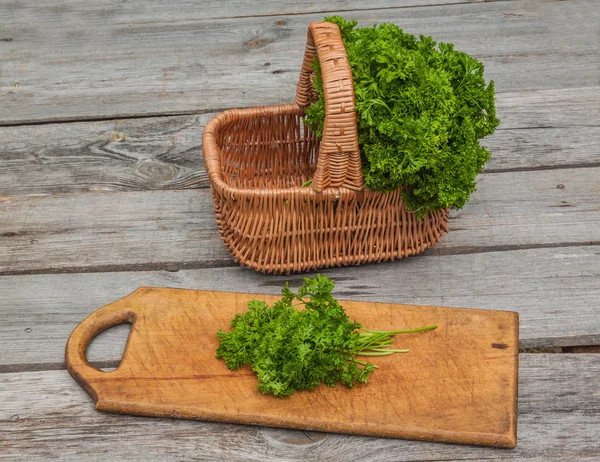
[2,354,598,461]
[1,245,598,370]
[1,1,598,124]
[65,288,518,447]
[1,167,599,275]
[1,0,599,459]
[1,86,599,196]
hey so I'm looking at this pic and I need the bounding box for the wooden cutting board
[65,287,518,448]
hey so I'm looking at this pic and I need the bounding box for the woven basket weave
[202,22,449,274]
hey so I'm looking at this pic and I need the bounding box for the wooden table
[1,1,599,460]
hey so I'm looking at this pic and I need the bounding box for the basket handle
[296,22,364,192]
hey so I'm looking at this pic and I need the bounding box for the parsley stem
[362,325,438,335]
[370,340,394,347]
[356,336,390,350]
[368,348,410,353]
[354,325,437,356]
[355,351,396,357]
[353,359,379,368]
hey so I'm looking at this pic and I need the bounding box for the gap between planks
[1,112,598,131]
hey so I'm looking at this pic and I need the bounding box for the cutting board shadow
[65,287,518,448]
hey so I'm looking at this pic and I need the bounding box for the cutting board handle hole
[86,321,133,372]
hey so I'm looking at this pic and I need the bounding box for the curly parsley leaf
[216,275,437,397]
[304,17,499,218]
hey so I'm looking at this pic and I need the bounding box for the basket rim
[201,103,362,199]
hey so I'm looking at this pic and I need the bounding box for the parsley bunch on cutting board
[216,275,437,397]
[304,16,499,218]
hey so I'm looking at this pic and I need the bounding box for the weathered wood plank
[1,354,599,460]
[0,190,225,274]
[1,0,490,23]
[1,1,598,124]
[0,114,212,196]
[493,87,600,130]
[1,87,598,196]
[483,125,600,173]
[1,245,598,368]
[1,167,598,276]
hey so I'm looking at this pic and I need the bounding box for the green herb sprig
[304,16,499,218]
[216,275,437,397]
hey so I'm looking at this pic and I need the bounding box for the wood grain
[483,126,600,173]
[1,166,598,275]
[0,114,213,196]
[0,0,489,23]
[0,0,598,458]
[1,1,598,124]
[64,287,518,447]
[493,87,600,130]
[1,245,597,368]
[3,354,599,460]
[0,87,598,196]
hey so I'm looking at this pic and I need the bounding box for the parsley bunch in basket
[304,16,499,218]
[216,275,437,397]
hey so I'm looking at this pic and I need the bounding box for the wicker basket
[202,22,449,274]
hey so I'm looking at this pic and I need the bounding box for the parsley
[216,275,437,397]
[304,17,499,218]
